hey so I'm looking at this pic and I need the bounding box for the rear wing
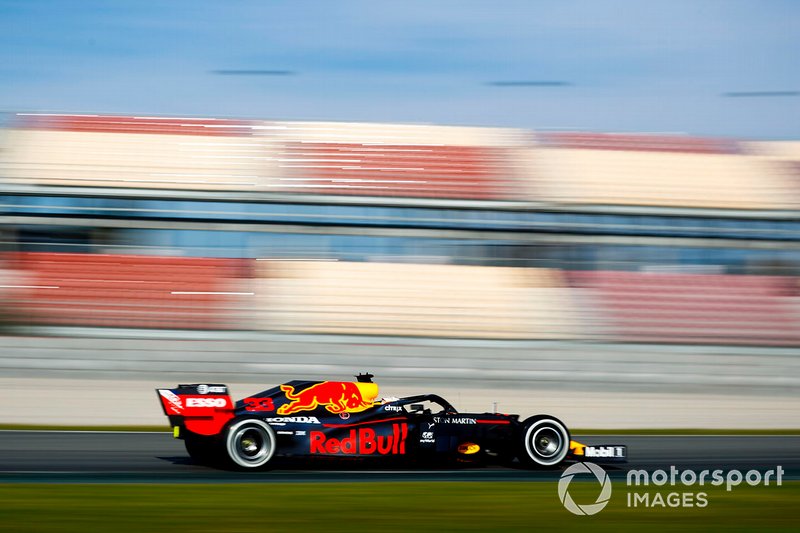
[156,384,234,437]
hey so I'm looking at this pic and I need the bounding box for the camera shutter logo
[558,462,612,515]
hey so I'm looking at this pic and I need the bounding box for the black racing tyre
[224,419,277,469]
[519,415,570,467]
[184,435,220,465]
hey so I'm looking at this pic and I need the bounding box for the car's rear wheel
[520,416,570,467]
[224,419,277,469]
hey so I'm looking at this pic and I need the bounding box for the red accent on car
[310,423,408,455]
[244,397,275,412]
[157,389,235,436]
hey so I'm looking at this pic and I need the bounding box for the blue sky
[1,0,798,138]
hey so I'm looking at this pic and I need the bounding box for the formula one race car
[156,374,626,469]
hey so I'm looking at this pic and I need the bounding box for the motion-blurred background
[1,113,798,428]
[0,1,798,429]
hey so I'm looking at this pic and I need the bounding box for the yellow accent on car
[173,426,180,438]
[355,382,379,404]
[457,442,480,454]
[570,440,585,455]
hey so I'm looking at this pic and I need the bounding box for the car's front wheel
[224,419,277,469]
[519,415,570,467]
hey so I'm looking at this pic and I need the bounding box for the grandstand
[525,137,797,209]
[4,113,798,209]
[2,113,800,345]
[567,270,800,346]
[5,252,248,329]
[255,261,579,339]
[0,115,270,191]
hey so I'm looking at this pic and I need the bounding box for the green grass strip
[0,482,796,532]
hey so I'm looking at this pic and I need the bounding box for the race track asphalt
[0,431,797,483]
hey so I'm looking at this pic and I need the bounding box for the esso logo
[186,397,227,408]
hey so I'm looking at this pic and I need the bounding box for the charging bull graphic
[278,381,378,415]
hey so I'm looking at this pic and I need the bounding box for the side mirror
[410,404,424,413]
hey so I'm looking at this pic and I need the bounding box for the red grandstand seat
[14,114,255,136]
[566,271,800,346]
[276,142,517,200]
[539,132,739,154]
[7,253,249,329]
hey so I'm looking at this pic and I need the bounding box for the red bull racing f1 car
[156,374,627,469]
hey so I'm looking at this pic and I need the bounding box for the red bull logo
[278,381,378,415]
[310,423,407,455]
